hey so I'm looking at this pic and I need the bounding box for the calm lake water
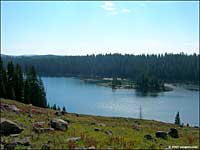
[42,77,199,126]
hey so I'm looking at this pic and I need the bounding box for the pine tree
[62,106,66,112]
[38,77,47,107]
[14,64,24,102]
[53,104,57,110]
[7,61,16,100]
[175,112,181,125]
[0,59,7,98]
[24,80,31,104]
[139,105,142,120]
[24,65,47,107]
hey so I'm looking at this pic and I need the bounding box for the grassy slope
[1,98,199,149]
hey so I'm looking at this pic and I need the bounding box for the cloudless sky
[1,1,199,55]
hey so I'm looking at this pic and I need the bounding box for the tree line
[136,73,165,92]
[0,59,47,108]
[2,53,199,84]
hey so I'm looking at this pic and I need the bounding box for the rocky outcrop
[0,118,23,136]
[50,118,68,131]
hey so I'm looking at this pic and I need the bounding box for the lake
[42,77,199,126]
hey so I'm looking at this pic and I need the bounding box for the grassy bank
[0,98,199,149]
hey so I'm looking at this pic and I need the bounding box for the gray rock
[0,118,23,136]
[67,137,81,142]
[144,134,153,140]
[9,105,20,113]
[94,128,100,131]
[97,123,106,127]
[88,146,95,149]
[28,112,32,118]
[10,134,20,137]
[105,130,112,136]
[156,131,167,139]
[168,128,179,138]
[50,118,68,131]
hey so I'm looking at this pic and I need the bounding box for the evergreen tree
[47,103,50,108]
[62,106,66,112]
[53,104,57,110]
[175,112,181,125]
[13,64,24,102]
[24,65,47,107]
[0,59,7,98]
[24,80,31,104]
[1,60,47,108]
[7,61,16,99]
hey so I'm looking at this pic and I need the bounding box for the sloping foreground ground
[0,98,199,149]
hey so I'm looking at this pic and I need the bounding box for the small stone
[97,123,106,127]
[10,134,20,137]
[9,105,20,112]
[88,146,95,149]
[28,113,32,118]
[67,137,81,142]
[94,128,100,131]
[105,130,112,136]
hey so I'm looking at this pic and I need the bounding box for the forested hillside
[1,53,199,84]
[0,59,47,108]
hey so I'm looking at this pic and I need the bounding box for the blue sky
[1,1,199,55]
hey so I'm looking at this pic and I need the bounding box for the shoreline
[82,77,199,92]
[1,98,199,149]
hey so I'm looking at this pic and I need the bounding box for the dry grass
[0,98,199,149]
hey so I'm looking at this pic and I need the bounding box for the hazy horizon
[1,1,199,55]
[2,51,199,57]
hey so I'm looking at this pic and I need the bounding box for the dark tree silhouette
[175,112,181,125]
